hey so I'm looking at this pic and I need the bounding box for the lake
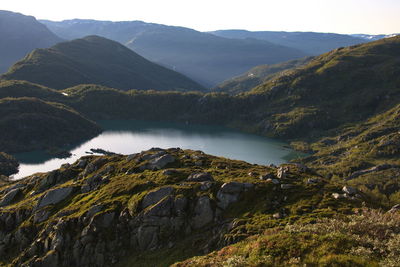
[12,120,303,179]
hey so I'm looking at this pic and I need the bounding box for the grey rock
[219,182,246,194]
[342,186,358,195]
[126,153,139,161]
[33,209,51,223]
[162,169,178,176]
[191,196,214,229]
[145,196,173,217]
[267,178,280,184]
[259,173,275,180]
[141,187,174,209]
[187,172,214,182]
[346,164,399,181]
[85,205,104,219]
[147,154,175,170]
[76,159,88,169]
[200,182,214,191]
[137,226,158,250]
[280,184,294,190]
[0,188,21,207]
[92,212,115,228]
[307,178,319,184]
[173,196,188,215]
[36,186,74,209]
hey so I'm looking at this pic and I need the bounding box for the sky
[1,0,399,34]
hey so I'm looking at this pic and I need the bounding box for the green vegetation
[0,97,101,153]
[0,152,19,176]
[1,36,205,92]
[214,57,313,95]
[175,208,400,266]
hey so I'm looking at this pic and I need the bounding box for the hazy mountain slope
[214,57,313,95]
[0,10,63,74]
[0,97,101,153]
[211,30,366,55]
[40,19,307,86]
[1,36,204,91]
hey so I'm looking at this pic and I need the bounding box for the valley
[0,7,399,267]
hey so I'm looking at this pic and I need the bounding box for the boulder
[187,172,214,182]
[141,187,174,209]
[0,188,21,207]
[191,196,214,229]
[147,154,175,170]
[342,186,358,195]
[217,182,253,209]
[36,186,74,209]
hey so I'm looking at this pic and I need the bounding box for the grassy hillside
[214,57,313,95]
[0,97,101,153]
[0,10,62,73]
[1,36,204,92]
[246,36,400,138]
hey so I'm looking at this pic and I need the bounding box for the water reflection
[12,120,301,179]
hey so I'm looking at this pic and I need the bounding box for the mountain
[40,19,307,86]
[210,30,367,55]
[214,57,313,95]
[0,97,101,153]
[1,36,204,91]
[0,10,63,74]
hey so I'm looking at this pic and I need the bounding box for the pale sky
[1,0,399,34]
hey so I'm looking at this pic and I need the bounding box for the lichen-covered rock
[187,172,214,182]
[191,196,214,229]
[141,187,174,209]
[0,188,21,207]
[36,186,74,209]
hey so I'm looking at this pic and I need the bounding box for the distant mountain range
[40,19,308,86]
[0,10,63,74]
[210,30,367,55]
[1,35,204,91]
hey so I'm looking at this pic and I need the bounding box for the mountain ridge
[1,35,205,91]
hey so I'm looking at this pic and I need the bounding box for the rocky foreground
[0,147,378,266]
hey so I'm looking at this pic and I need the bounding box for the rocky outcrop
[0,188,21,207]
[346,164,400,181]
[36,186,74,209]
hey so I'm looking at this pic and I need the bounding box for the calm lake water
[12,120,303,179]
